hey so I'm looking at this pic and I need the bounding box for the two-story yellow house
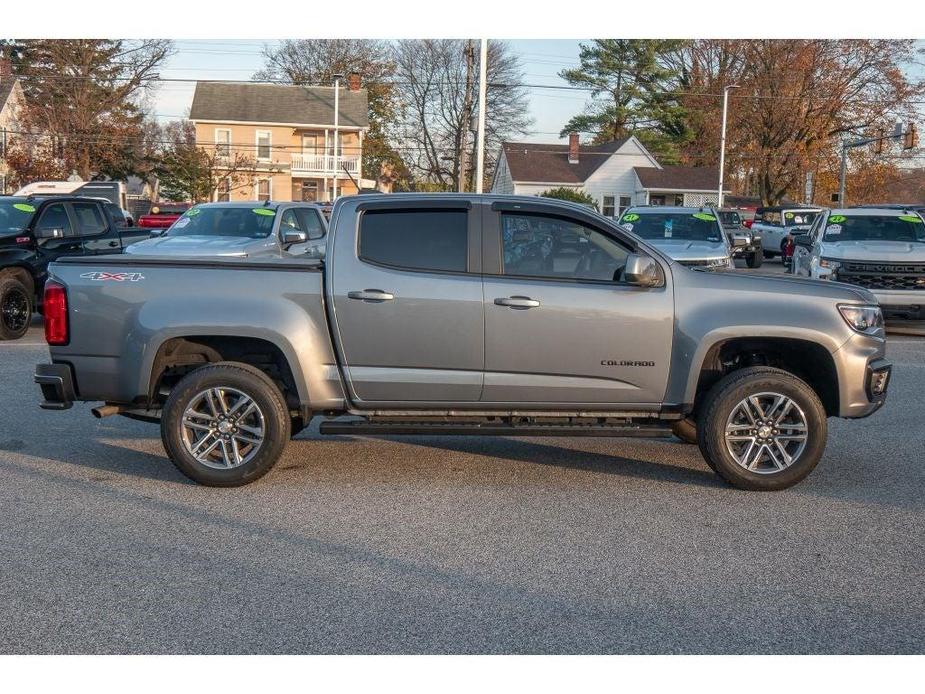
[189,78,369,202]
[0,58,26,195]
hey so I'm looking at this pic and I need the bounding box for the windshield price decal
[13,203,36,213]
[252,208,276,216]
[693,213,716,221]
[828,215,846,224]
[899,215,923,223]
[80,272,145,282]
[622,213,640,222]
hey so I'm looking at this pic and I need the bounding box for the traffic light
[904,123,918,150]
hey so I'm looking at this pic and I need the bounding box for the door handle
[348,289,394,302]
[494,296,540,309]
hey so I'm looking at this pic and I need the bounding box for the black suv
[0,195,149,340]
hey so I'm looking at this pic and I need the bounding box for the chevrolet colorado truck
[35,194,892,491]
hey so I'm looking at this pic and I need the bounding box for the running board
[319,421,673,438]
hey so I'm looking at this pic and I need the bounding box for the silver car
[750,205,823,260]
[617,206,733,269]
[792,207,925,329]
[126,201,327,259]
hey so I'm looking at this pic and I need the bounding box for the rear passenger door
[329,201,484,404]
[71,201,121,254]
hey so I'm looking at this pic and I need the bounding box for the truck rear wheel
[0,278,32,341]
[745,249,763,268]
[696,367,827,491]
[160,362,290,486]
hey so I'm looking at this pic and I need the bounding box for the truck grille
[838,262,925,291]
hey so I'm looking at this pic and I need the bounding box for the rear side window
[105,202,128,228]
[359,209,468,273]
[72,202,106,236]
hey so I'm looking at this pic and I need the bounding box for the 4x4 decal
[80,271,145,282]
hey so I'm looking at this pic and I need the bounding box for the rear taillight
[44,281,69,346]
[743,219,753,229]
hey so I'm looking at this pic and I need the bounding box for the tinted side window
[359,209,468,273]
[72,202,107,236]
[501,213,630,282]
[36,203,74,237]
[295,208,325,239]
[105,202,128,228]
[279,209,302,232]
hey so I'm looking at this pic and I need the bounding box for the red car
[137,203,191,231]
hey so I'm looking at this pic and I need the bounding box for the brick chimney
[568,132,579,164]
[0,56,12,84]
[348,72,361,92]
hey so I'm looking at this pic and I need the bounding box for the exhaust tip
[92,405,122,419]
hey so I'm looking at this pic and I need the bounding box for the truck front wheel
[745,249,763,268]
[161,362,291,486]
[696,367,827,491]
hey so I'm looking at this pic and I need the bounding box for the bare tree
[393,39,531,191]
[254,39,403,182]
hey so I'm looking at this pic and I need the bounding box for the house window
[673,194,684,206]
[650,195,666,206]
[301,134,319,155]
[215,128,231,158]
[618,196,632,217]
[256,130,271,161]
[256,178,271,202]
[0,128,7,157]
[217,177,231,202]
[601,196,615,217]
[0,174,5,195]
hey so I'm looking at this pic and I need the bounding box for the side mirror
[282,229,307,245]
[149,228,166,237]
[792,233,813,247]
[624,253,664,288]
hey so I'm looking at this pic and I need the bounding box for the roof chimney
[568,132,579,164]
[0,56,12,84]
[348,72,361,92]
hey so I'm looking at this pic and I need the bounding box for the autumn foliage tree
[8,39,173,182]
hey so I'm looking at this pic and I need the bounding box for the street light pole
[475,39,488,194]
[717,84,739,208]
[332,74,343,201]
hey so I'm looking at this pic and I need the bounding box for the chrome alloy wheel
[180,387,265,469]
[724,392,809,474]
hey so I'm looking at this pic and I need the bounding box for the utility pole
[475,39,488,194]
[458,41,476,192]
[717,84,739,208]
[332,73,343,201]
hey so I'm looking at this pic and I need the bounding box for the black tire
[745,249,763,268]
[696,367,827,491]
[0,277,33,341]
[670,417,698,445]
[160,361,290,486]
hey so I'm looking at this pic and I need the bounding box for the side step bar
[319,421,673,438]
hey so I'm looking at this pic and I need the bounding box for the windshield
[619,212,723,242]
[784,210,819,227]
[167,206,277,238]
[0,199,38,236]
[822,214,925,243]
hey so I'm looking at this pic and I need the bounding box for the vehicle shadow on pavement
[378,435,723,489]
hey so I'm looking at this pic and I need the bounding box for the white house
[491,132,729,218]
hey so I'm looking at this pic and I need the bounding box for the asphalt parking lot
[1,259,923,654]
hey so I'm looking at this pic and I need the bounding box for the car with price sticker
[0,194,148,341]
[125,201,328,260]
[791,207,925,331]
[750,205,823,260]
[617,206,734,269]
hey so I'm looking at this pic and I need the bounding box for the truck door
[70,201,122,254]
[329,201,484,404]
[480,204,674,405]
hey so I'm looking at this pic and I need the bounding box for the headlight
[819,257,841,270]
[838,304,884,335]
[706,257,732,269]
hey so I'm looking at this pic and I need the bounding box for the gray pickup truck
[35,194,891,491]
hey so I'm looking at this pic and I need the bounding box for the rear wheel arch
[0,266,35,297]
[689,336,840,417]
[146,334,306,412]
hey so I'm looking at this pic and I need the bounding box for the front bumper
[833,333,891,419]
[35,362,76,410]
